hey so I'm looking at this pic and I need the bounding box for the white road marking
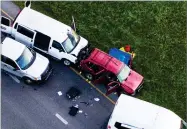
[55,113,68,125]
[8,74,20,83]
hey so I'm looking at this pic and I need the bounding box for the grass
[14,1,186,119]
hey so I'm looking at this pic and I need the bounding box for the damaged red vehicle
[79,48,144,96]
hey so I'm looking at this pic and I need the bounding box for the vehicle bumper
[37,63,53,83]
[76,43,92,63]
[131,80,144,96]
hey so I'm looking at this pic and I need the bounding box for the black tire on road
[23,77,33,85]
[63,59,71,66]
[85,73,93,81]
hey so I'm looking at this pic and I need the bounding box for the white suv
[1,37,52,84]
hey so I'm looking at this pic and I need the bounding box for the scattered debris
[78,110,83,114]
[69,105,79,116]
[57,91,63,96]
[80,101,90,106]
[75,96,80,99]
[74,104,79,108]
[66,87,81,100]
[94,98,100,102]
[84,113,88,118]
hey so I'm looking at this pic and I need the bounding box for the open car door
[71,16,76,32]
[1,16,12,34]
[106,82,120,96]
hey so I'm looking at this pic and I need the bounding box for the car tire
[85,73,93,81]
[23,77,33,85]
[63,59,71,66]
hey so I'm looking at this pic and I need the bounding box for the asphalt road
[1,1,115,129]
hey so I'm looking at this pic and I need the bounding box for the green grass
[15,1,186,119]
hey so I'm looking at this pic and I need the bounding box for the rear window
[1,17,10,26]
[17,25,34,38]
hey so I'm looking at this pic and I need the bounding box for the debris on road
[57,91,63,96]
[94,98,100,102]
[66,87,81,100]
[84,113,88,118]
[78,110,83,114]
[80,101,90,106]
[69,104,79,116]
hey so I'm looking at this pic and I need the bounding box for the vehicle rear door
[1,16,12,34]
[15,24,36,47]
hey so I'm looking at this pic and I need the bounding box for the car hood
[70,36,88,56]
[24,53,49,78]
[121,70,144,91]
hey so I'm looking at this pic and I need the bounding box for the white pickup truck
[107,94,187,129]
[1,37,52,84]
[1,4,89,66]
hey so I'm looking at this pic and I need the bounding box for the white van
[1,37,52,84]
[107,94,187,129]
[1,5,89,66]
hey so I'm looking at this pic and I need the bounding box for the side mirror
[59,48,63,52]
[25,0,31,8]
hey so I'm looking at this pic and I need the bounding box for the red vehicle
[79,48,144,96]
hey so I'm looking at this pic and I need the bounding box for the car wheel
[63,59,71,66]
[85,73,93,81]
[23,77,33,85]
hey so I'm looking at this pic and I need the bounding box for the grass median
[14,1,186,119]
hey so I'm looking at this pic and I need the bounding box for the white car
[1,37,52,84]
[107,94,187,129]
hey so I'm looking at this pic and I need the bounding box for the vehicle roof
[109,48,131,65]
[15,7,70,42]
[109,94,181,129]
[88,48,124,75]
[1,37,25,61]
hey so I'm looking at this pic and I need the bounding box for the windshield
[61,29,80,53]
[181,121,187,129]
[16,47,35,70]
[117,65,131,82]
